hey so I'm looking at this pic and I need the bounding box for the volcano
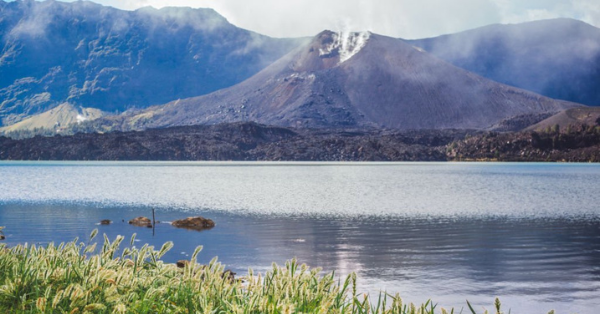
[112,30,578,131]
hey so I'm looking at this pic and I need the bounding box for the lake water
[0,162,599,313]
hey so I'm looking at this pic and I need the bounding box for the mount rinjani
[0,0,599,161]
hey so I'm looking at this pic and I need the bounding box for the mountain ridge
[0,0,305,126]
[408,18,600,107]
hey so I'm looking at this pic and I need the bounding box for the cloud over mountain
[0,0,303,127]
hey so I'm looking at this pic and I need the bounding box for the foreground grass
[0,229,551,314]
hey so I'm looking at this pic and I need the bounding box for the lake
[1,162,599,313]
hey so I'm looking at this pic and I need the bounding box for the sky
[10,0,600,38]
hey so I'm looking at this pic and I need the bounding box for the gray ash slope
[105,30,577,131]
[0,0,304,126]
[408,18,600,107]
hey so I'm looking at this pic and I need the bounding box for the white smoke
[76,114,88,124]
[319,31,371,64]
[573,0,600,27]
[338,31,370,63]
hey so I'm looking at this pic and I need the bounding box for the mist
[13,0,599,39]
[408,18,600,106]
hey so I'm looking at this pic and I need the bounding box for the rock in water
[129,217,152,227]
[172,217,215,231]
[100,219,111,225]
[176,260,190,268]
[223,270,236,282]
[0,235,5,240]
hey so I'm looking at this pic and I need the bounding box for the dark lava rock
[0,235,5,240]
[129,217,152,227]
[172,217,215,231]
[0,122,465,161]
[447,127,600,162]
[100,219,111,225]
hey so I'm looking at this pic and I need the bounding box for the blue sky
[7,0,600,38]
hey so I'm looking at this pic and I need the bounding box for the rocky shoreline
[0,122,598,162]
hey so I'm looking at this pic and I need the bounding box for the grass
[0,228,555,314]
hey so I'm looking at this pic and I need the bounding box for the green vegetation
[0,228,554,313]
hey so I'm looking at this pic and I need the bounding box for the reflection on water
[1,162,599,313]
[1,203,599,313]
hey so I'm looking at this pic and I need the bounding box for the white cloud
[573,0,600,27]
[493,0,600,27]
[97,0,503,39]
[10,0,600,38]
[497,8,562,24]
